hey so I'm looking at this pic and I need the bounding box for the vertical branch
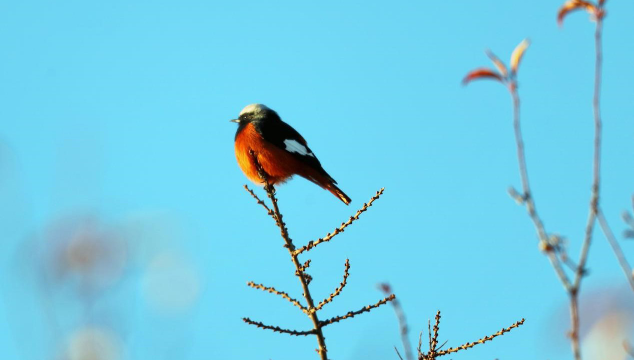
[511,87,581,358]
[592,19,603,205]
[381,284,414,360]
[268,186,329,359]
[248,151,329,360]
[242,152,390,359]
[467,14,610,357]
[573,15,603,291]
[569,295,581,360]
[586,12,634,289]
[567,16,605,360]
[510,89,572,291]
[586,1,634,309]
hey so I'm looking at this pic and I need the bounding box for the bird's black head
[231,104,281,139]
[231,104,281,126]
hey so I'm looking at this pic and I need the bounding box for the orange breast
[235,123,301,185]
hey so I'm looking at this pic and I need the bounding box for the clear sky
[1,1,634,359]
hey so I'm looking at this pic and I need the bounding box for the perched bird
[232,104,351,205]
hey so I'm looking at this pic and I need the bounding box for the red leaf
[462,68,503,85]
[557,0,597,26]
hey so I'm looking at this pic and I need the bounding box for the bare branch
[598,210,634,292]
[320,294,395,327]
[297,259,311,275]
[435,318,525,357]
[244,150,389,359]
[243,317,316,336]
[427,320,432,355]
[431,311,441,352]
[247,150,329,358]
[510,89,573,292]
[418,331,423,359]
[243,184,275,219]
[381,283,414,360]
[573,8,604,297]
[314,259,350,312]
[247,281,307,313]
[294,188,385,256]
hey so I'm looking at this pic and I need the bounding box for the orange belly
[235,123,300,185]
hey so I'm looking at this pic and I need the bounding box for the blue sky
[1,1,634,359]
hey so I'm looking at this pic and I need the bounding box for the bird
[232,104,351,205]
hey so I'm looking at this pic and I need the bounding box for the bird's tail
[326,182,351,205]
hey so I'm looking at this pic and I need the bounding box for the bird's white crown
[239,104,270,116]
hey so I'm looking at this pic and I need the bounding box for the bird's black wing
[256,119,337,183]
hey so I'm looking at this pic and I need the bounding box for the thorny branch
[430,311,441,353]
[314,259,351,312]
[246,281,308,313]
[298,259,312,275]
[418,311,524,360]
[433,319,525,357]
[319,294,395,327]
[242,318,316,336]
[243,185,275,219]
[246,150,328,359]
[294,188,385,256]
[242,150,392,359]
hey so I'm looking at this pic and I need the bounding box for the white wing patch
[284,139,314,157]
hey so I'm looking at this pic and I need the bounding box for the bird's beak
[230,119,240,123]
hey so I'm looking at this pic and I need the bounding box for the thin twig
[243,317,316,336]
[381,283,414,360]
[320,294,395,327]
[573,9,604,300]
[569,15,606,360]
[569,294,581,360]
[419,311,524,359]
[511,75,588,358]
[574,214,597,289]
[244,184,276,219]
[427,320,432,356]
[314,259,351,312]
[510,89,573,291]
[431,311,441,352]
[294,188,385,256]
[434,318,525,356]
[297,259,311,275]
[598,210,634,292]
[560,250,580,273]
[247,281,308,313]
[244,150,388,359]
